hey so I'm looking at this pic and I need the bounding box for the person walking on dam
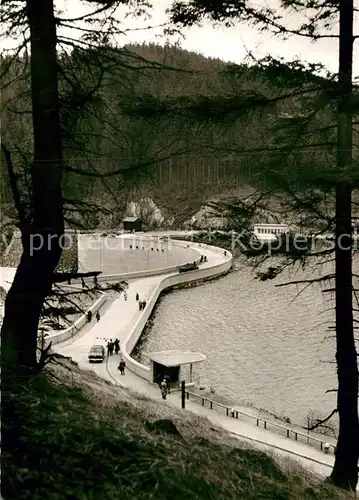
[160,379,168,399]
[107,340,114,357]
[135,292,139,301]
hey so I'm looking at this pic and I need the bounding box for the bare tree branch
[304,408,338,431]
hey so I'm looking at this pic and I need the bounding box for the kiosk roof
[122,216,141,222]
[147,350,206,367]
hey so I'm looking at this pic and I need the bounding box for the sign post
[181,380,186,409]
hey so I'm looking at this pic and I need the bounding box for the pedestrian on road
[124,291,128,301]
[118,359,126,375]
[87,310,92,323]
[136,293,139,301]
[139,300,143,311]
[96,310,100,322]
[107,340,114,356]
[114,339,120,354]
[160,379,168,399]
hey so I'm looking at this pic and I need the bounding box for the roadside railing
[185,390,336,454]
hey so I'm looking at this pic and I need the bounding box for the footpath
[53,243,338,482]
[106,352,335,479]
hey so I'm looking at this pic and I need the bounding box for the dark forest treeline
[1,42,357,227]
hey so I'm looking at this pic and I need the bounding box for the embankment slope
[1,357,353,500]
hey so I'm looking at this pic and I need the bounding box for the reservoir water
[137,256,359,427]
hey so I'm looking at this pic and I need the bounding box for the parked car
[88,344,105,363]
[178,262,198,273]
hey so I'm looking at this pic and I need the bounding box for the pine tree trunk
[1,0,64,378]
[330,0,359,490]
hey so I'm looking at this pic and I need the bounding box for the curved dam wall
[43,238,232,368]
[72,236,202,285]
[2,238,231,355]
[121,244,233,381]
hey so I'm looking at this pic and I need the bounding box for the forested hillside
[1,43,355,228]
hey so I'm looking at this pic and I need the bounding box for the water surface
[139,257,353,426]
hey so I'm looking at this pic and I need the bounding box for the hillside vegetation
[3,43,352,229]
[1,356,353,500]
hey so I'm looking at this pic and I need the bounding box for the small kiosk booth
[122,217,142,232]
[148,350,206,390]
